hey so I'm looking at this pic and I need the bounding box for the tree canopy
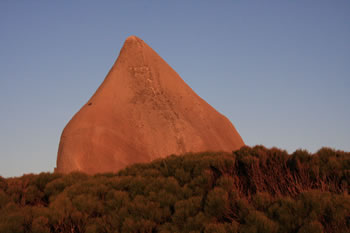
[0,146,349,232]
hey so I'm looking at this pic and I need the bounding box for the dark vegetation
[0,146,349,233]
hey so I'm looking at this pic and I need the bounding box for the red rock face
[56,36,244,174]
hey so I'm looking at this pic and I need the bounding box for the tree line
[0,146,349,232]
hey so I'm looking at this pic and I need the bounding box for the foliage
[0,146,349,232]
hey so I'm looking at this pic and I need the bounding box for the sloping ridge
[56,36,244,174]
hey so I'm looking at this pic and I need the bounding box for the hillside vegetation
[0,146,349,233]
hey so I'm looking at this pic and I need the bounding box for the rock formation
[56,36,244,174]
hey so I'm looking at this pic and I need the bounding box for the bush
[0,146,349,233]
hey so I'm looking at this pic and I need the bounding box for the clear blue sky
[1,1,349,177]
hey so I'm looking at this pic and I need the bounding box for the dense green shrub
[0,146,349,232]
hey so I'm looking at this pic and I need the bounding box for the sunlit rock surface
[56,36,244,174]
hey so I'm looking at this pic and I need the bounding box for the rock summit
[56,36,244,174]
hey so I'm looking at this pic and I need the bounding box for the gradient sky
[1,1,349,177]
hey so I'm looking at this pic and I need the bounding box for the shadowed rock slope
[56,36,244,174]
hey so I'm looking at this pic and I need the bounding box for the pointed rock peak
[122,35,146,50]
[116,35,150,66]
[56,36,244,174]
[125,35,142,42]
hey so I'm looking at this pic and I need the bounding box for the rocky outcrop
[56,36,244,174]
